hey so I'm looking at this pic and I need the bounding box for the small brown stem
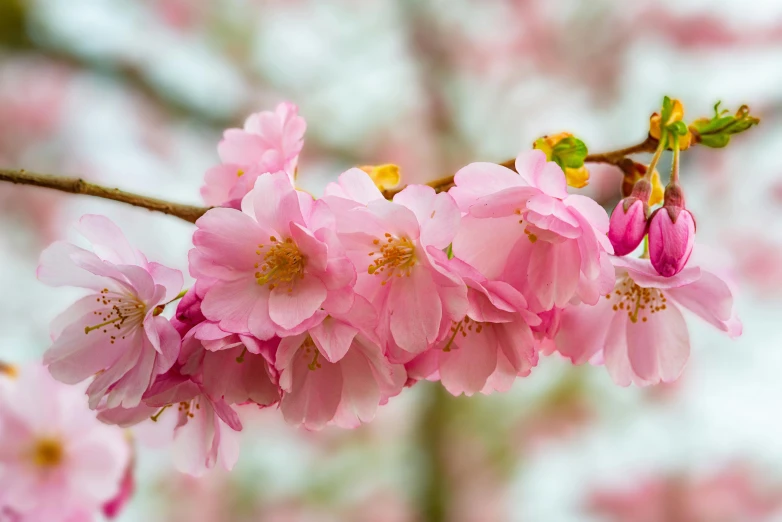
[383,135,660,198]
[0,169,209,223]
[583,134,659,165]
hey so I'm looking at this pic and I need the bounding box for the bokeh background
[2,0,782,520]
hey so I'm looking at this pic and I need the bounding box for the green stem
[643,139,666,181]
[670,136,681,184]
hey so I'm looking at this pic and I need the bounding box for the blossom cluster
[36,102,742,476]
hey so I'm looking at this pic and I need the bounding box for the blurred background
[2,0,782,520]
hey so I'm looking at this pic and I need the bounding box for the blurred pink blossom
[0,365,130,520]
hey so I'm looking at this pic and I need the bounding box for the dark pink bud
[607,180,651,256]
[648,184,695,277]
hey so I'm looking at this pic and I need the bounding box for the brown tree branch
[0,136,659,223]
[0,169,209,223]
[383,135,660,198]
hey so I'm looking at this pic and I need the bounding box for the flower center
[255,236,305,291]
[31,437,64,468]
[84,288,146,343]
[302,336,322,371]
[442,317,485,351]
[368,234,416,284]
[606,277,668,324]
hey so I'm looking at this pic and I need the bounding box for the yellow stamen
[255,237,305,290]
[367,234,415,280]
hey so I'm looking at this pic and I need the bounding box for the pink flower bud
[648,184,695,277]
[608,180,651,256]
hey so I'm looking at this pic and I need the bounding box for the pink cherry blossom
[323,170,468,362]
[38,215,183,409]
[406,258,540,396]
[0,365,130,520]
[555,251,741,386]
[99,370,243,477]
[201,102,306,207]
[276,296,405,430]
[171,286,281,408]
[450,149,614,313]
[191,172,356,341]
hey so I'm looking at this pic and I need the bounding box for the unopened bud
[608,180,651,256]
[648,183,695,277]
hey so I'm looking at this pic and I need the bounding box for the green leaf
[691,103,759,149]
[445,243,454,259]
[660,96,673,123]
[551,137,588,169]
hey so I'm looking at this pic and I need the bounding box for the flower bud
[648,184,696,277]
[608,179,651,256]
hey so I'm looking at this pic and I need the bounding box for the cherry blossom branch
[2,136,661,223]
[0,169,209,223]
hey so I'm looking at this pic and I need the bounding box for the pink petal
[147,262,184,303]
[526,239,580,311]
[451,162,522,210]
[332,348,382,428]
[310,316,359,363]
[394,187,460,249]
[452,215,522,280]
[388,267,442,355]
[280,348,343,430]
[202,278,264,335]
[468,186,540,219]
[290,222,327,273]
[76,214,141,266]
[516,149,568,198]
[556,297,614,364]
[565,194,611,234]
[269,276,327,331]
[243,172,304,236]
[666,271,741,337]
[193,207,267,274]
[626,303,690,384]
[439,324,499,396]
[324,168,384,204]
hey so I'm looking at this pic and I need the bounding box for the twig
[0,169,209,223]
[383,135,660,198]
[1,136,659,222]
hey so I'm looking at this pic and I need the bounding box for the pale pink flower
[323,170,468,362]
[555,251,741,386]
[0,365,130,520]
[201,102,306,206]
[38,215,183,409]
[276,296,405,430]
[406,258,540,396]
[450,150,614,313]
[191,172,355,341]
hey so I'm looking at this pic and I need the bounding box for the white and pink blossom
[555,251,741,386]
[38,215,183,409]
